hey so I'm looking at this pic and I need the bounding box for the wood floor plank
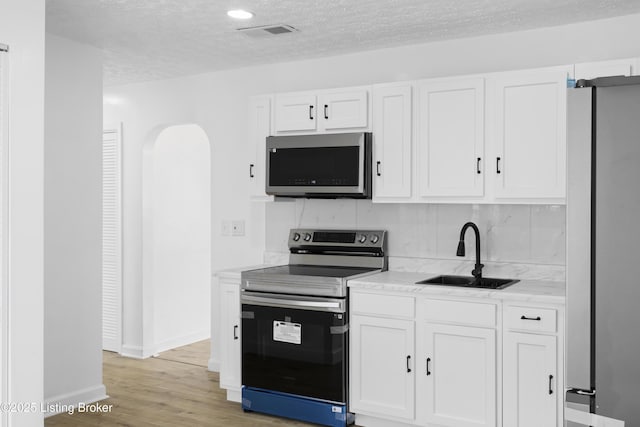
[44,340,322,426]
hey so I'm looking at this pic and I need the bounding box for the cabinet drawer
[351,292,414,318]
[505,305,557,333]
[419,299,496,327]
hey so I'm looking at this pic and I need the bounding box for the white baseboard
[43,384,108,418]
[120,344,146,359]
[354,414,415,427]
[154,329,210,354]
[120,330,210,360]
[208,358,220,372]
[226,389,241,403]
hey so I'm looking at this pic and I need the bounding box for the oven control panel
[289,229,386,249]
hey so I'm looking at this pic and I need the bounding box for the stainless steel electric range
[240,228,387,427]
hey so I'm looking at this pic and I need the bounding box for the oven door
[241,291,348,404]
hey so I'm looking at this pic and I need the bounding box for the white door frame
[0,45,10,427]
[102,123,123,353]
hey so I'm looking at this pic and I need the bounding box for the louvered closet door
[102,127,122,352]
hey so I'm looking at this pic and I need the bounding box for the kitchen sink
[415,275,519,290]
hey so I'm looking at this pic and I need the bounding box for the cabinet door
[248,96,273,200]
[372,84,412,200]
[219,282,241,391]
[350,314,415,421]
[489,68,569,201]
[319,89,368,131]
[574,58,634,80]
[504,332,558,427]
[417,323,496,427]
[417,77,485,199]
[274,93,317,132]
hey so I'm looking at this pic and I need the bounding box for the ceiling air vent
[237,24,298,38]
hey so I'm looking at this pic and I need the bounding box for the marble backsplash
[264,199,566,281]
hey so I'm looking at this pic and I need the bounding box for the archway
[142,124,211,353]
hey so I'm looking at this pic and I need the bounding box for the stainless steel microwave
[265,132,372,198]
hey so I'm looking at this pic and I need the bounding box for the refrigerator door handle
[566,88,594,392]
[573,389,596,396]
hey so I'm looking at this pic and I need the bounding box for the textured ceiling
[45,0,640,87]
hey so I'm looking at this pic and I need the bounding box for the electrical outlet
[231,220,245,236]
[221,220,232,236]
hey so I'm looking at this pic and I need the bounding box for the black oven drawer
[241,293,348,403]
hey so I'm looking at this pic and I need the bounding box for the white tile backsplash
[530,205,566,265]
[483,204,532,263]
[265,201,566,274]
[295,198,358,228]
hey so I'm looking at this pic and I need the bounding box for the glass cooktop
[245,264,378,279]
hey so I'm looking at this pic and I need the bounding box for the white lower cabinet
[503,304,562,427]
[503,333,557,427]
[350,292,565,427]
[219,280,241,401]
[350,314,415,420]
[417,323,496,427]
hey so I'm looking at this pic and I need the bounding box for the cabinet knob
[376,161,381,177]
[496,157,502,174]
[477,157,481,174]
[549,374,554,394]
[233,325,239,340]
[406,355,412,373]
[324,104,329,120]
[426,357,432,376]
[309,105,314,120]
[249,164,255,178]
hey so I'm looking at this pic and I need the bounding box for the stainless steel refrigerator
[566,75,640,426]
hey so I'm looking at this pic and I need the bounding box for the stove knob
[292,232,301,241]
[370,234,380,244]
[358,234,367,243]
[304,233,312,241]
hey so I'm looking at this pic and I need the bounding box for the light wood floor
[45,340,318,426]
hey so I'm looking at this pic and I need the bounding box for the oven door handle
[241,293,346,313]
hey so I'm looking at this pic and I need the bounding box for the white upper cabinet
[273,92,317,132]
[247,96,273,201]
[372,83,413,201]
[416,77,485,200]
[574,58,635,80]
[273,87,369,134]
[487,66,570,202]
[320,89,369,131]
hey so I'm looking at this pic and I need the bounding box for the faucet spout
[457,222,484,280]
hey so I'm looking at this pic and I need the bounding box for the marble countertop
[348,271,565,305]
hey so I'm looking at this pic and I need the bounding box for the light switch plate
[221,220,232,236]
[232,220,245,236]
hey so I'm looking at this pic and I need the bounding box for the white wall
[142,124,211,355]
[0,1,45,425]
[104,13,640,355]
[44,34,106,410]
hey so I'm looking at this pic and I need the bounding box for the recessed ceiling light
[227,9,254,20]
